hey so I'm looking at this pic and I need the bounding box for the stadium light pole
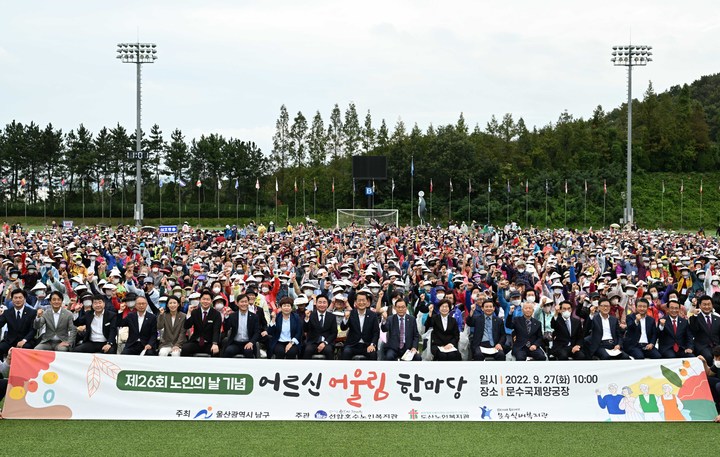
[611,44,652,226]
[117,42,158,226]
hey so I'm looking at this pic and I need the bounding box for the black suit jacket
[505,314,543,348]
[223,311,259,345]
[0,305,36,345]
[623,314,658,348]
[184,307,222,345]
[465,312,506,349]
[81,310,118,346]
[688,313,720,352]
[340,310,379,347]
[118,311,158,347]
[381,313,420,352]
[657,316,694,352]
[304,310,338,345]
[586,314,623,354]
[550,315,584,348]
[427,314,459,348]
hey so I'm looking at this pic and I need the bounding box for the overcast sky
[2,1,719,156]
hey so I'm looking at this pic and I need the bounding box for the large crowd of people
[0,220,719,420]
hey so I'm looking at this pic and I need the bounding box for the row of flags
[2,175,710,196]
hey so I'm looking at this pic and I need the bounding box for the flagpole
[545,180,548,229]
[275,183,278,222]
[236,180,239,226]
[430,180,433,223]
[583,180,587,228]
[680,179,684,230]
[158,180,161,222]
[525,180,528,228]
[449,180,452,223]
[467,178,471,223]
[82,178,85,226]
[410,155,414,227]
[294,181,297,220]
[198,183,201,222]
[303,178,306,216]
[487,179,490,226]
[178,181,181,225]
[332,178,335,214]
[506,180,509,224]
[256,181,259,221]
[661,181,664,227]
[101,181,105,222]
[564,180,567,228]
[391,179,394,210]
[217,180,221,223]
[603,180,607,228]
[313,180,316,219]
[700,179,703,228]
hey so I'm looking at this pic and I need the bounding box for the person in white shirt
[34,291,76,351]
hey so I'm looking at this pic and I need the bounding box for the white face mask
[82,300,92,308]
[436,293,445,300]
[626,290,635,296]
[152,268,159,273]
[36,291,46,299]
[526,296,536,303]
[591,300,598,307]
[553,289,562,296]
[620,279,628,285]
[214,303,224,311]
[561,310,572,319]
[190,300,200,307]
[682,272,690,278]
[715,360,720,369]
[713,281,720,287]
[651,292,658,299]
[650,264,657,269]
[126,301,136,309]
[517,268,525,274]
[212,287,221,294]
[111,277,119,284]
[262,287,269,294]
[511,300,521,307]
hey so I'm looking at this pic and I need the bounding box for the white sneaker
[259,349,267,359]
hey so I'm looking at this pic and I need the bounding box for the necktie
[199,311,207,346]
[484,316,494,346]
[399,316,405,347]
[17,310,21,320]
[566,319,572,337]
[319,314,324,328]
[526,319,532,335]
[707,315,713,330]
[202,311,207,322]
[672,319,679,353]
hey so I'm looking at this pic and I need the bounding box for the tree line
[1,72,719,226]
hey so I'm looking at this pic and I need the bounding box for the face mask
[626,290,635,296]
[152,268,159,273]
[651,292,658,299]
[553,289,562,296]
[561,310,572,319]
[472,294,480,301]
[715,360,720,369]
[509,287,517,293]
[650,264,657,269]
[543,305,552,313]
[36,291,46,299]
[212,287,221,294]
[89,256,97,262]
[682,272,690,278]
[526,296,536,303]
[511,300,521,307]
[214,303,224,311]
[262,287,269,294]
[713,281,719,287]
[126,301,136,309]
[175,266,183,271]
[105,290,113,297]
[620,279,628,286]
[10,274,18,280]
[436,293,445,300]
[698,275,705,281]
[111,277,119,284]
[190,300,200,307]
[168,280,176,287]
[517,269,525,274]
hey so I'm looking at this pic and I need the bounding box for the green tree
[307,111,327,167]
[289,111,308,168]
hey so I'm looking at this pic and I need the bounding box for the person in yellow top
[69,253,87,278]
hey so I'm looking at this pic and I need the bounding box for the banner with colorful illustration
[2,349,716,421]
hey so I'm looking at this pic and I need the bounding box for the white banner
[2,349,716,421]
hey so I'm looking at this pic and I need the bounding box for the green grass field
[1,420,718,456]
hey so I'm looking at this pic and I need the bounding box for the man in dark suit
[73,294,118,354]
[550,301,587,360]
[118,296,158,355]
[581,297,630,360]
[689,295,720,362]
[466,299,506,361]
[623,298,661,359]
[657,299,694,358]
[340,289,379,360]
[222,293,259,358]
[0,288,37,360]
[181,290,222,357]
[381,297,421,361]
[506,302,546,361]
[303,294,337,359]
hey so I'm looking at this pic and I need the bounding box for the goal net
[336,209,399,228]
